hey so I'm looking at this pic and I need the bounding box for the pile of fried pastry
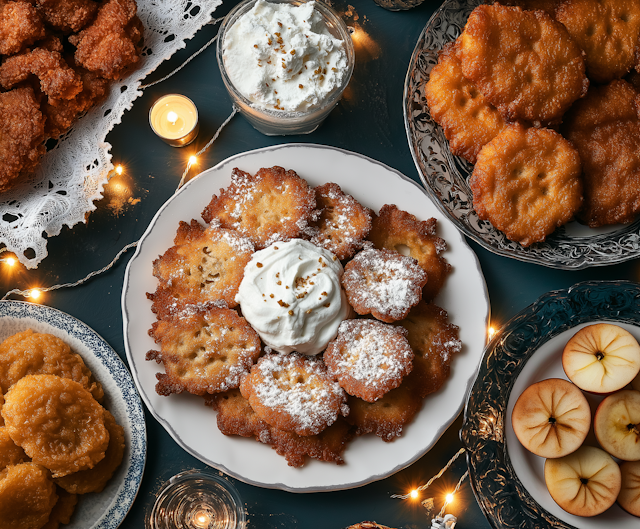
[0,329,125,529]
[146,166,461,468]
[425,0,640,247]
[0,0,144,194]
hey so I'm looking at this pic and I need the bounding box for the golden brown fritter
[205,388,272,444]
[41,487,78,529]
[324,319,413,403]
[457,3,588,126]
[201,166,316,250]
[561,79,640,227]
[342,248,427,323]
[147,307,261,396]
[0,329,103,401]
[0,1,46,56]
[0,427,28,471]
[68,0,143,80]
[0,463,57,529]
[0,87,45,194]
[269,416,355,467]
[368,204,451,301]
[0,45,83,104]
[556,0,640,84]
[470,123,583,246]
[502,0,561,16]
[240,353,348,437]
[308,182,373,260]
[151,219,254,312]
[54,409,124,494]
[345,374,424,442]
[36,0,98,33]
[0,389,3,426]
[425,40,506,164]
[2,375,108,478]
[394,302,461,399]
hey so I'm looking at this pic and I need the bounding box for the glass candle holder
[149,94,200,147]
[148,470,245,529]
[217,0,355,136]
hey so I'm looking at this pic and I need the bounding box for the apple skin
[562,324,640,394]
[544,445,621,517]
[594,389,640,461]
[618,460,640,517]
[511,378,591,458]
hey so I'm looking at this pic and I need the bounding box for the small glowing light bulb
[189,155,197,165]
[410,489,419,500]
[5,257,15,267]
[30,289,42,300]
[115,165,123,175]
[167,110,179,124]
[192,510,210,528]
[445,493,454,504]
[488,326,496,339]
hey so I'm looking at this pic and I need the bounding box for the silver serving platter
[403,0,640,270]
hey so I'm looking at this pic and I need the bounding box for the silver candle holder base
[148,470,245,529]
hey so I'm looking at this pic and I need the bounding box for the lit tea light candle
[149,94,199,147]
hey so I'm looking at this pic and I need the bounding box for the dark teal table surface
[2,0,636,527]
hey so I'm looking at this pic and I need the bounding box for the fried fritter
[0,45,83,104]
[368,204,451,301]
[41,487,78,529]
[205,388,272,444]
[0,329,104,401]
[54,409,124,494]
[2,374,108,478]
[394,302,461,399]
[269,416,355,467]
[470,123,583,246]
[502,0,561,16]
[561,79,640,227]
[308,182,373,260]
[68,0,143,80]
[201,166,316,250]
[0,87,45,193]
[345,374,424,442]
[147,307,261,396]
[324,319,413,403]
[36,0,98,33]
[0,0,45,56]
[0,463,58,529]
[457,4,588,126]
[240,353,348,436]
[0,427,28,471]
[342,248,427,323]
[151,219,254,312]
[0,389,3,426]
[556,0,640,84]
[425,40,506,164]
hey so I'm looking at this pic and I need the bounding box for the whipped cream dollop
[223,0,348,112]
[236,239,350,355]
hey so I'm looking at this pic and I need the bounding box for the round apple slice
[563,323,640,394]
[619,460,640,516]
[545,445,621,517]
[594,389,640,461]
[511,378,590,458]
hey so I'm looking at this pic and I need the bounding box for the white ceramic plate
[506,321,639,528]
[122,143,489,492]
[0,301,146,529]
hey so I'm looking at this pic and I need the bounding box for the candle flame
[167,111,179,125]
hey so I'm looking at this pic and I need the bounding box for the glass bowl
[216,0,355,136]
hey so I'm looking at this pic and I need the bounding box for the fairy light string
[1,26,238,301]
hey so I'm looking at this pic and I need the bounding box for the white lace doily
[0,0,222,269]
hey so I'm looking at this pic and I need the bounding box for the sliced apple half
[562,324,640,394]
[594,389,640,461]
[619,460,640,517]
[545,445,621,517]
[511,378,590,458]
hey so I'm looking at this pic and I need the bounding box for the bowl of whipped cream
[217,0,355,135]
